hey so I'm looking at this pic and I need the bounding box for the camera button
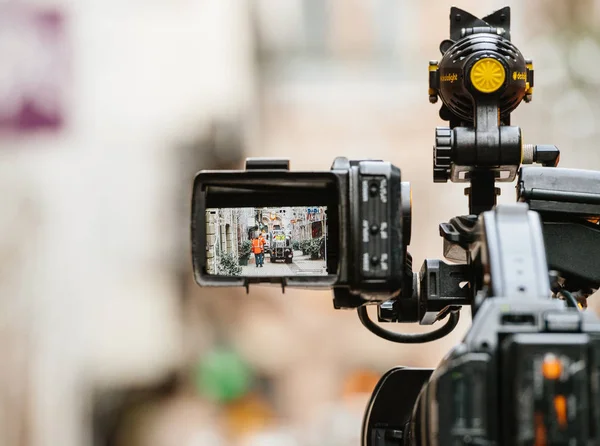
[369,183,379,197]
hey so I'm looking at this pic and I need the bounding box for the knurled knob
[433,127,452,183]
[434,165,450,183]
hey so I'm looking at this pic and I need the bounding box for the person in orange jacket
[251,233,266,267]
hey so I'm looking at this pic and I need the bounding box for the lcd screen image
[206,206,328,277]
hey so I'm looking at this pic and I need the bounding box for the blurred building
[0,1,255,446]
[206,209,242,274]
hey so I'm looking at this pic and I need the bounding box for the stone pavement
[287,252,328,275]
[241,250,327,276]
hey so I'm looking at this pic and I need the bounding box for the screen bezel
[191,170,341,287]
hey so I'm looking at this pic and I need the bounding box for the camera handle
[357,306,460,344]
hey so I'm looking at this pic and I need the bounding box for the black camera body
[328,157,411,305]
[190,6,600,446]
[367,296,600,446]
[191,157,411,306]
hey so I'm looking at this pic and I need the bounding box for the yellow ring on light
[470,58,506,93]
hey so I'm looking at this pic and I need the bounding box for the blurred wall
[0,1,255,445]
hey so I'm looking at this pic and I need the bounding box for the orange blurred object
[534,412,547,446]
[542,355,562,380]
[223,393,275,439]
[554,395,568,428]
[342,370,381,400]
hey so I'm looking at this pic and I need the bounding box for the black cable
[357,306,460,344]
[558,289,581,311]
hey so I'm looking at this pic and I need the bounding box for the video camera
[191,6,600,445]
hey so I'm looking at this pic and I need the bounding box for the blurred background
[1,0,600,445]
